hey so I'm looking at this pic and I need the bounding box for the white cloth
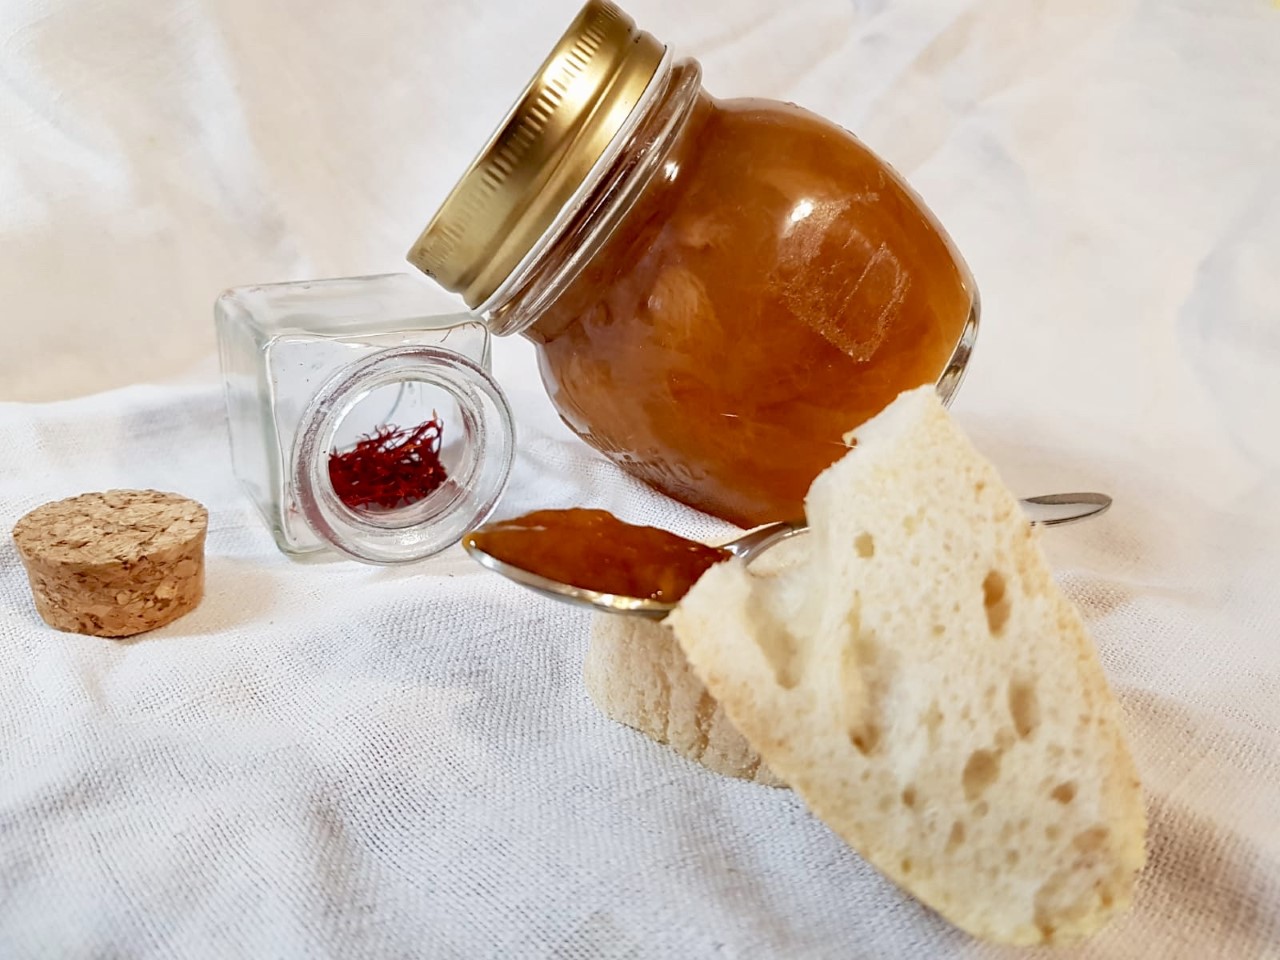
[2,0,1279,957]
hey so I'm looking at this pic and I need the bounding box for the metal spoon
[464,492,1112,620]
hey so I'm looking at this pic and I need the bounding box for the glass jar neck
[478,58,704,338]
[291,345,515,565]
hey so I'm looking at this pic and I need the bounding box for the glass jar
[407,0,977,528]
[215,273,515,564]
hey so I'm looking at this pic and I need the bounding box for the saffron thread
[328,416,449,511]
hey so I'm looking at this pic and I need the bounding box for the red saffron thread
[328,416,449,511]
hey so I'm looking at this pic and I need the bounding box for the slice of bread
[668,386,1146,945]
[585,613,785,787]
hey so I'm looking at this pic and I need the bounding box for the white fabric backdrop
[2,0,1279,956]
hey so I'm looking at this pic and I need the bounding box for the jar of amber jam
[409,1,977,527]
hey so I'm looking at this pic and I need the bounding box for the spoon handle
[729,492,1112,564]
[1019,492,1112,527]
[724,522,806,562]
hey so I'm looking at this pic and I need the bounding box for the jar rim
[291,345,516,565]
[480,55,699,339]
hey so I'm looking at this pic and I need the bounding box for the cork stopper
[12,490,208,638]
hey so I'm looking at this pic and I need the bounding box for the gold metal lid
[407,1,666,308]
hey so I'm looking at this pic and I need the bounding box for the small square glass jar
[215,273,515,564]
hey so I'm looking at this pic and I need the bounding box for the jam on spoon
[464,508,731,604]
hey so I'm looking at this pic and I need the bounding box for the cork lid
[12,490,208,638]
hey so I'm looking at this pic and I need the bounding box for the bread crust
[585,613,784,787]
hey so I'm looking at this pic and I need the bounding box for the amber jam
[507,75,973,526]
[465,508,729,603]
